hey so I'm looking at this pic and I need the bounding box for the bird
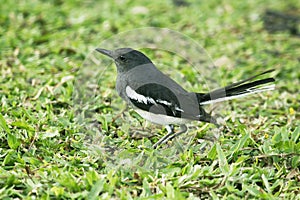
[95,47,275,148]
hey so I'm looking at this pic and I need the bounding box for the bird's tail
[197,69,275,105]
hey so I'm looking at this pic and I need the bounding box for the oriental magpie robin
[96,48,275,148]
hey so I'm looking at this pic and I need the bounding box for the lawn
[0,0,299,199]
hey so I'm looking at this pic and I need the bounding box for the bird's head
[96,48,153,73]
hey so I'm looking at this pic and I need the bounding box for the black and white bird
[96,48,275,148]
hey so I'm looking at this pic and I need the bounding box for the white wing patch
[175,107,184,112]
[126,86,185,113]
[157,99,172,106]
[157,99,184,112]
[126,86,156,105]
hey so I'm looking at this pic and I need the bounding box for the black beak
[95,48,113,58]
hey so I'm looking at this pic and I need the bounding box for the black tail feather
[197,69,275,104]
[225,77,275,96]
[223,69,275,90]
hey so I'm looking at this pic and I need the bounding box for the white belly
[135,109,191,125]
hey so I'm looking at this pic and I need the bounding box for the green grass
[1,0,300,199]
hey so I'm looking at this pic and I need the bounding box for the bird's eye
[119,55,126,62]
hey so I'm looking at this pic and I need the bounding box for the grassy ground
[1,0,300,199]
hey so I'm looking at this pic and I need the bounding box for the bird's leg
[152,124,188,148]
[152,125,175,148]
[166,124,175,133]
[167,124,188,141]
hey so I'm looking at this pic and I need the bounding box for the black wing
[125,83,216,124]
[126,83,183,118]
